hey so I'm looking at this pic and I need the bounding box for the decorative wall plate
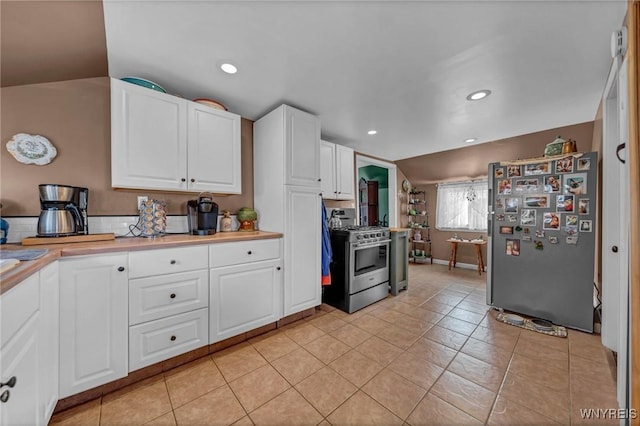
[402,179,411,193]
[6,133,57,165]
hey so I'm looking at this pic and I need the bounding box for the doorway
[602,54,630,410]
[355,155,397,227]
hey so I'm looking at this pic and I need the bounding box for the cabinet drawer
[1,273,39,347]
[129,308,208,372]
[209,239,281,268]
[129,270,209,325]
[129,246,208,278]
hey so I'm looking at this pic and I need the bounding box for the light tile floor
[50,264,618,425]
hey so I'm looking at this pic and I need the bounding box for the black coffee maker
[187,192,218,235]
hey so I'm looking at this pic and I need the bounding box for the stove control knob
[356,235,362,240]
[376,232,381,237]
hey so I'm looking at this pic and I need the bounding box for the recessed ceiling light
[466,90,491,101]
[367,130,377,135]
[220,63,238,74]
[465,138,477,143]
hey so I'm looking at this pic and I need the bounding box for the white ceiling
[103,0,627,161]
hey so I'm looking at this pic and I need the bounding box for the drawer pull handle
[247,251,252,255]
[0,390,9,403]
[0,377,16,389]
[170,260,176,265]
[170,293,176,299]
[191,178,196,183]
[170,335,177,341]
[117,266,125,272]
[277,267,281,270]
[181,178,186,182]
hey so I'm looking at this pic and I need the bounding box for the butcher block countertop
[0,231,282,295]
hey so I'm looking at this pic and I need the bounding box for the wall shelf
[407,188,432,264]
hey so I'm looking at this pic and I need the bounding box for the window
[436,180,488,231]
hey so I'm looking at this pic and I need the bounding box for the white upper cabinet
[319,140,354,200]
[111,78,241,194]
[284,106,320,187]
[187,103,241,194]
[335,144,355,199]
[319,140,336,198]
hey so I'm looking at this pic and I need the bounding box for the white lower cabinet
[59,254,129,398]
[0,273,41,426]
[128,248,209,372]
[39,262,59,423]
[210,260,282,342]
[129,308,208,372]
[0,263,58,426]
[209,239,283,343]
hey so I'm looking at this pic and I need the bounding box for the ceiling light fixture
[466,90,491,101]
[367,130,377,135]
[465,138,477,143]
[220,63,238,74]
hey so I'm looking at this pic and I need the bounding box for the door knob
[181,178,186,182]
[277,267,281,270]
[191,178,196,183]
[170,293,176,299]
[170,335,177,341]
[0,390,9,403]
[612,246,619,253]
[117,266,125,272]
[170,260,176,264]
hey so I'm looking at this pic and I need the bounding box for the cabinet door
[210,259,282,343]
[59,253,129,398]
[284,106,320,187]
[0,274,40,426]
[336,144,355,200]
[0,314,40,426]
[111,78,188,191]
[39,262,59,423]
[284,186,321,316]
[187,103,242,194]
[319,140,336,199]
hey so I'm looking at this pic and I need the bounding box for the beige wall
[396,121,595,265]
[0,77,254,217]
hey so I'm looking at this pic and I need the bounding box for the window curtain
[436,180,488,231]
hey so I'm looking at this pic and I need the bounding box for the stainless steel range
[323,226,390,313]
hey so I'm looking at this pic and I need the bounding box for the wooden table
[446,239,487,275]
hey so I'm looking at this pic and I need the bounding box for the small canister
[221,210,233,232]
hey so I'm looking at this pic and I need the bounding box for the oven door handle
[353,239,391,248]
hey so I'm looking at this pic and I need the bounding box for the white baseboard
[432,258,479,271]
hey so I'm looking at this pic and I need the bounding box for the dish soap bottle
[0,203,8,244]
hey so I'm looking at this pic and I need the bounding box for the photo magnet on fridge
[498,179,512,194]
[505,198,519,213]
[495,168,505,179]
[565,215,578,226]
[524,162,551,176]
[543,212,560,230]
[556,195,575,213]
[506,239,521,256]
[578,198,590,215]
[543,175,561,193]
[566,235,579,245]
[520,209,536,226]
[548,236,559,244]
[507,165,521,178]
[555,156,574,173]
[563,173,587,195]
[577,158,591,171]
[580,220,593,232]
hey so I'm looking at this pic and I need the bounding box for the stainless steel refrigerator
[487,152,597,332]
